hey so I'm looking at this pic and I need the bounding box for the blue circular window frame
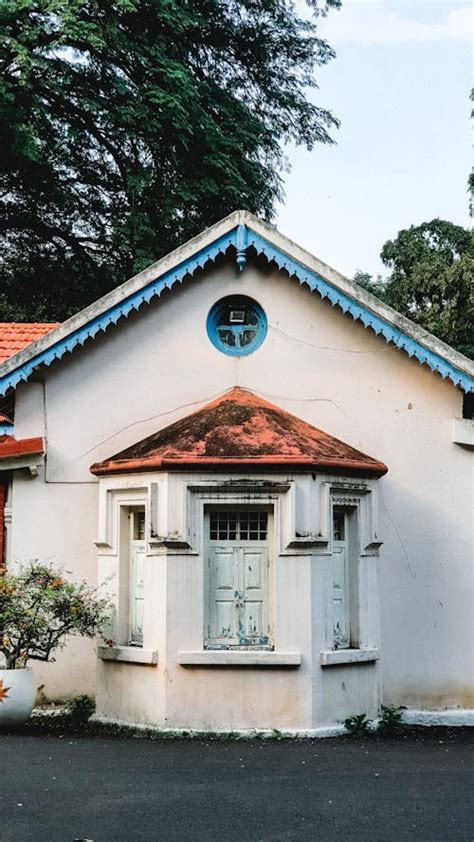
[207,296,268,357]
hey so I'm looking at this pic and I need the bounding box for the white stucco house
[0,211,472,734]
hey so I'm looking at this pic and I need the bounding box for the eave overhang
[1,211,472,394]
[90,456,386,478]
[0,436,44,474]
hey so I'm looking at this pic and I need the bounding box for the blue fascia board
[0,230,236,396]
[246,230,473,393]
[0,225,472,396]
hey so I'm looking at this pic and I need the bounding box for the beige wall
[11,258,473,718]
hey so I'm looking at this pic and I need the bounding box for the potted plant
[0,562,110,726]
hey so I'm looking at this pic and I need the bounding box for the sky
[276,0,472,279]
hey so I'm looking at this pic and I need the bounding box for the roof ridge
[0,212,472,392]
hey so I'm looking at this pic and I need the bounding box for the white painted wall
[10,257,473,721]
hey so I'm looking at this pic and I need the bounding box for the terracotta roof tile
[91,388,388,478]
[0,436,44,459]
[0,323,60,363]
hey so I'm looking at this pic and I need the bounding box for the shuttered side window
[129,510,145,646]
[332,507,359,650]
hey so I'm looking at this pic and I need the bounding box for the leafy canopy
[0,562,111,669]
[0,0,340,321]
[355,219,474,359]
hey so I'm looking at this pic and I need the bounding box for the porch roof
[0,323,59,363]
[90,388,388,478]
[0,435,44,459]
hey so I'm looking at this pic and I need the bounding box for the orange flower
[0,678,11,703]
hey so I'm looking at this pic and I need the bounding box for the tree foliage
[354,220,474,359]
[0,562,110,669]
[0,0,340,321]
[469,88,474,217]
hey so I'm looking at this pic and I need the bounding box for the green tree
[0,562,110,669]
[0,0,340,321]
[469,88,473,216]
[354,220,474,359]
[353,270,385,298]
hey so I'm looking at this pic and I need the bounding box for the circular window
[207,296,267,356]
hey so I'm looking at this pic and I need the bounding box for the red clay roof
[0,436,44,459]
[0,323,60,363]
[91,388,388,478]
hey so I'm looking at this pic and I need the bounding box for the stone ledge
[178,651,301,667]
[453,418,474,448]
[401,708,474,727]
[320,648,379,666]
[97,646,158,665]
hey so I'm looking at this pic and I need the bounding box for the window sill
[97,645,158,665]
[178,650,301,667]
[320,648,379,666]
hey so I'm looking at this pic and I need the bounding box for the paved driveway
[1,730,473,841]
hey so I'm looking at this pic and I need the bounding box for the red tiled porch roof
[91,388,388,478]
[0,435,44,460]
[0,323,60,363]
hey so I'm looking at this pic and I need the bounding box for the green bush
[64,695,95,724]
[344,713,372,737]
[379,705,404,734]
[0,562,111,669]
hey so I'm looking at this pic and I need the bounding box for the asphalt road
[1,730,473,841]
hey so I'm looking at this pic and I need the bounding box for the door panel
[207,511,271,648]
[215,600,235,640]
[243,548,265,590]
[214,548,235,589]
[209,546,239,643]
[243,599,263,638]
[242,546,267,643]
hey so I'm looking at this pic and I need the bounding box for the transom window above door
[209,510,268,541]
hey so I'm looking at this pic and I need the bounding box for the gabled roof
[0,323,59,363]
[90,387,388,478]
[0,211,472,393]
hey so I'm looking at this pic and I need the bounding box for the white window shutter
[332,543,350,649]
[130,539,145,644]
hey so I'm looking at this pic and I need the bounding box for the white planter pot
[0,668,37,727]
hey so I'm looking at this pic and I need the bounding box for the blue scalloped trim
[0,225,472,395]
[246,230,473,393]
[0,230,236,395]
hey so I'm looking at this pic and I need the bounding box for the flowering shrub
[0,562,111,669]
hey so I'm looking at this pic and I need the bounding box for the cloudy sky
[277,0,472,279]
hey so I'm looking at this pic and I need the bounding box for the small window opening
[229,309,246,324]
[333,510,345,541]
[462,391,474,420]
